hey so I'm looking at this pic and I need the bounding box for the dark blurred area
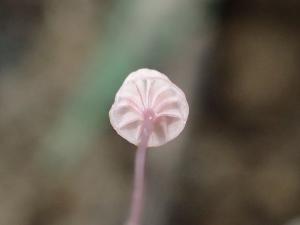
[0,0,299,225]
[0,0,43,71]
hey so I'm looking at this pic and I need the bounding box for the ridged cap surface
[109,68,189,147]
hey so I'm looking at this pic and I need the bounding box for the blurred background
[0,0,300,225]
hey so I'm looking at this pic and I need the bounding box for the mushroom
[109,68,189,225]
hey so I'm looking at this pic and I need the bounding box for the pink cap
[109,68,189,147]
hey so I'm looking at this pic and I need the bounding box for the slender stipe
[126,111,154,225]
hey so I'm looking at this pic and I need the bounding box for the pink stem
[126,112,153,225]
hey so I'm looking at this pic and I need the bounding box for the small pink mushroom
[109,68,189,225]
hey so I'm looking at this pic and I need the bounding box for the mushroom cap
[109,68,189,147]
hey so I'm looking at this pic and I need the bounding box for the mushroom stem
[126,112,154,225]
